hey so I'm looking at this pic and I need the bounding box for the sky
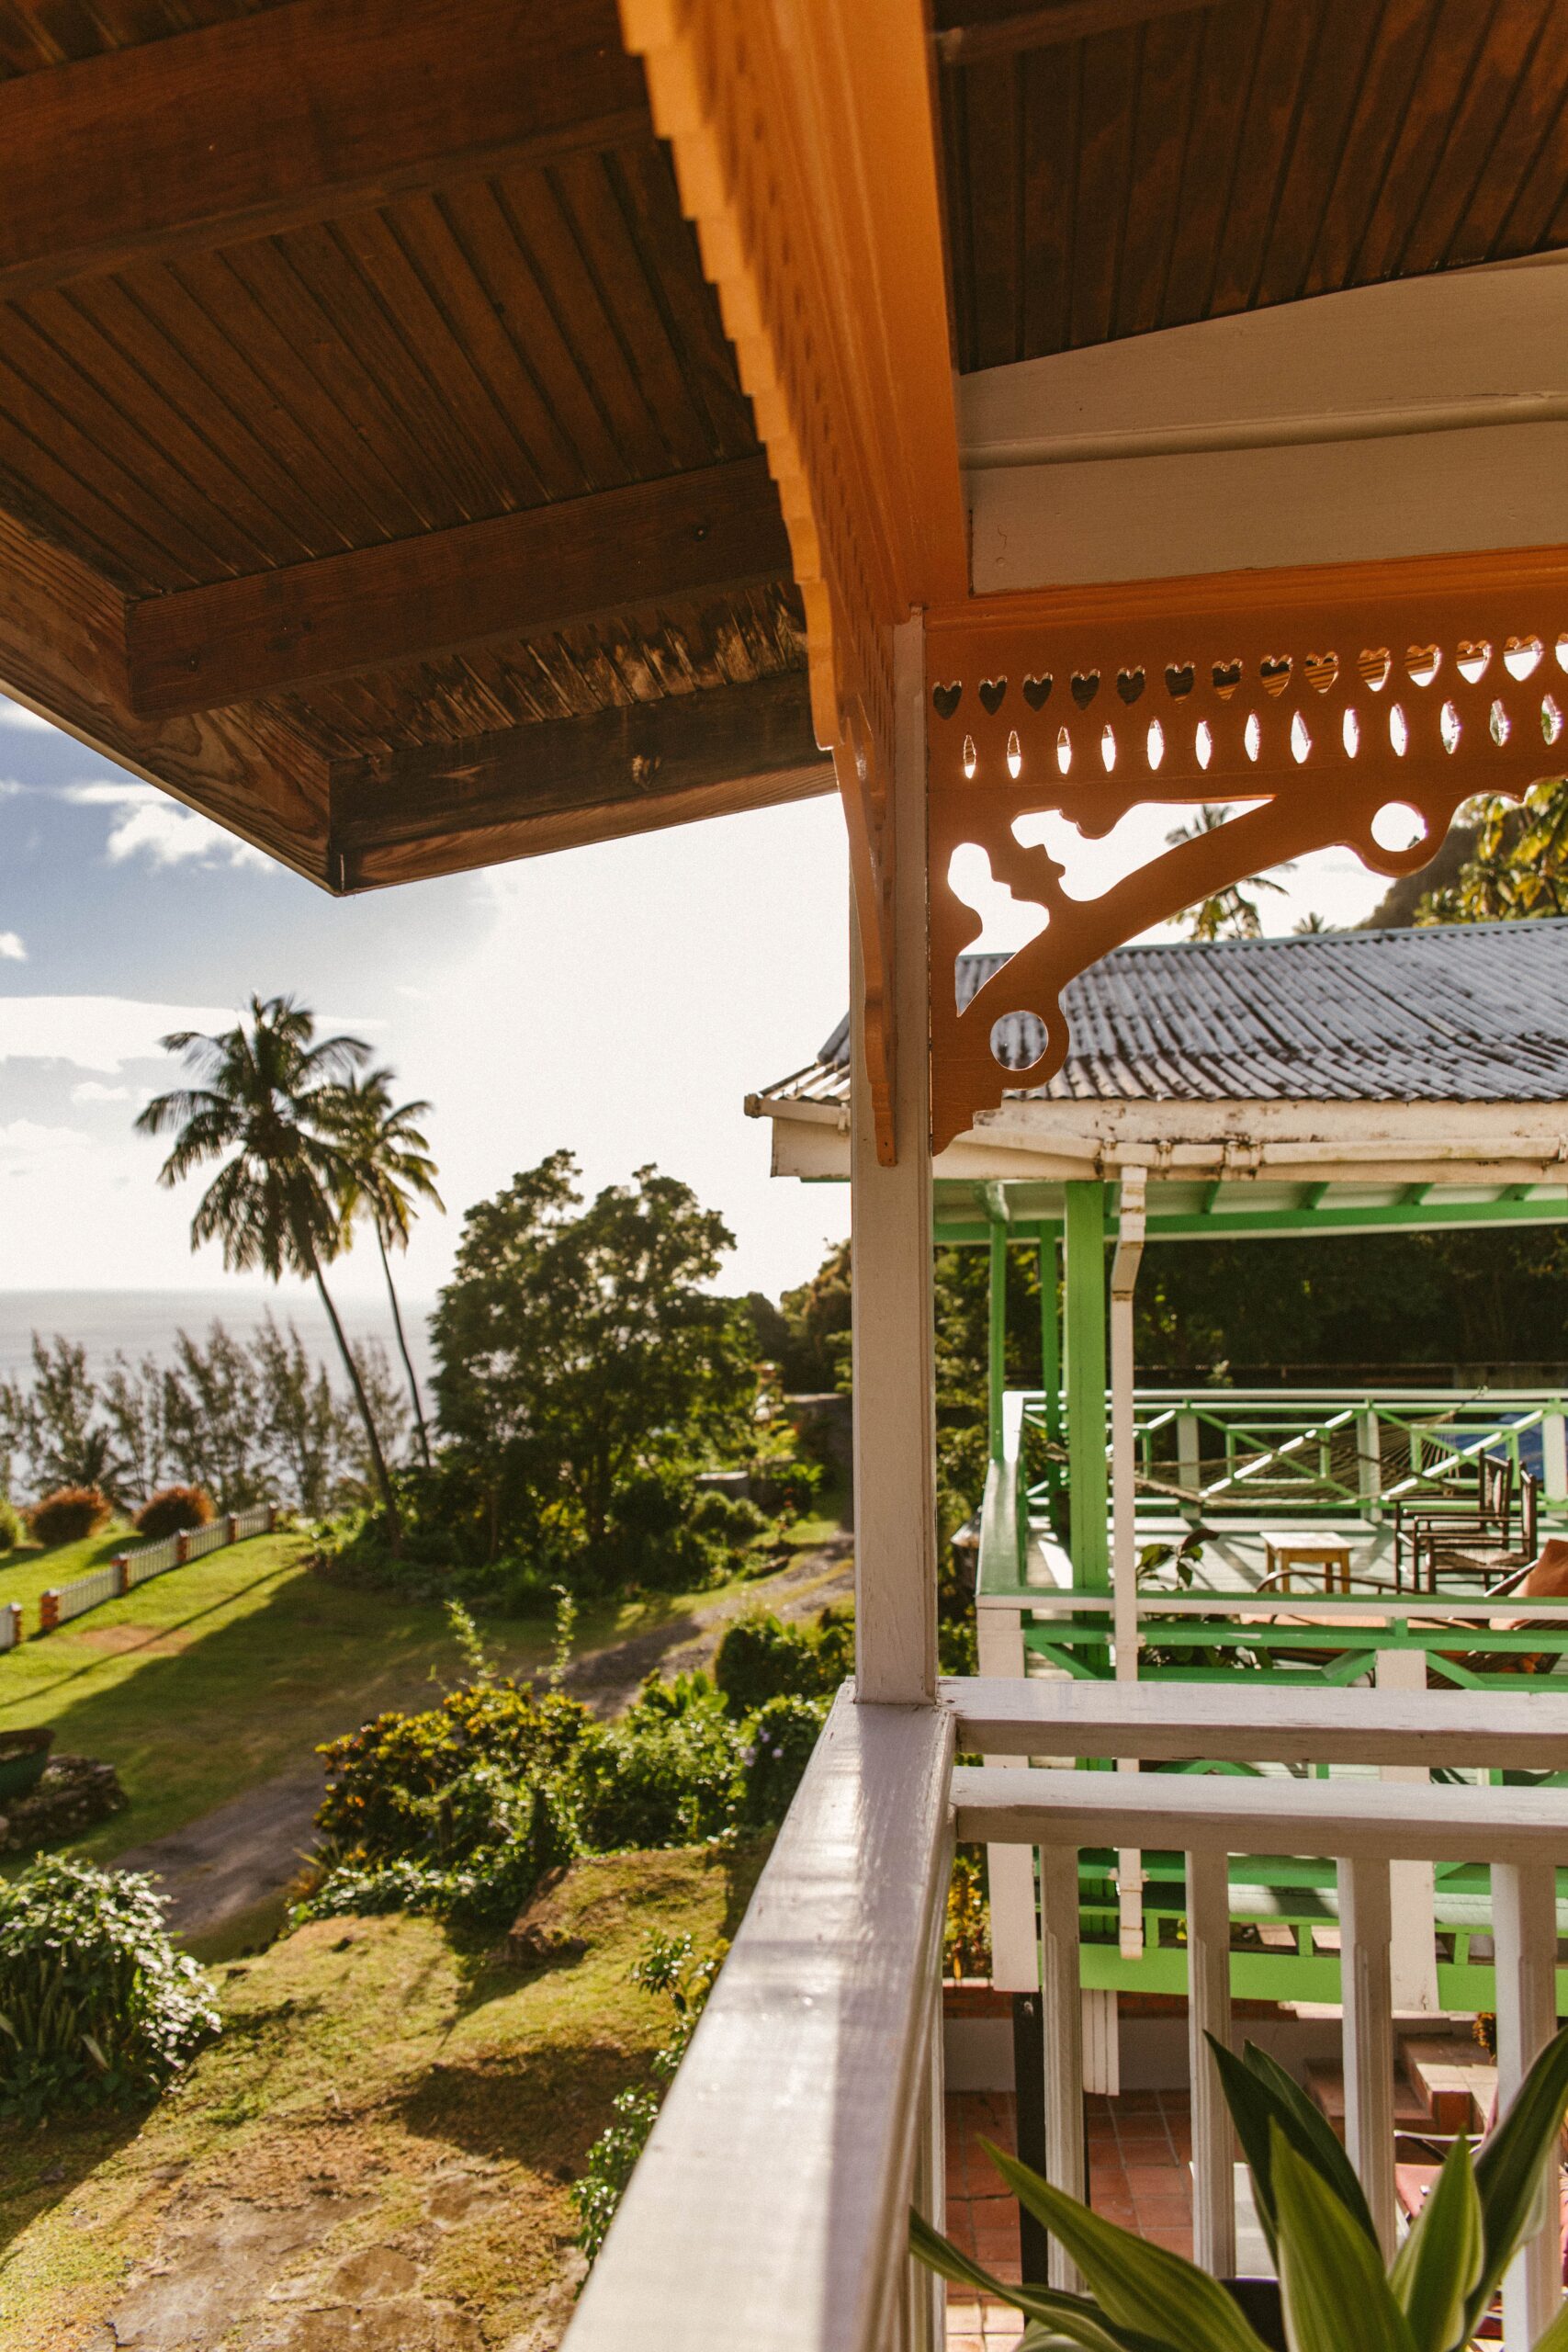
[0,694,1393,1316]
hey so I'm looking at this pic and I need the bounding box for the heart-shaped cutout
[1212,659,1243,700]
[1304,651,1338,694]
[1406,642,1441,686]
[1165,662,1195,700]
[978,677,1008,715]
[931,683,962,720]
[1456,639,1491,684]
[1022,673,1053,709]
[1504,634,1542,682]
[1259,655,1292,698]
[1116,666,1145,705]
[1070,671,1100,708]
[1359,646,1392,690]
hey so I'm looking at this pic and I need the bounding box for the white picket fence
[31,1503,276,1636]
[0,1600,19,1651]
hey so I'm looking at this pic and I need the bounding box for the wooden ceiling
[937,0,1568,370]
[0,0,824,888]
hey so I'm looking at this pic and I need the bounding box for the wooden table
[1261,1532,1358,1592]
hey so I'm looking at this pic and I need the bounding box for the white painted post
[1337,1856,1397,2259]
[1377,1645,1439,2014]
[1544,1405,1568,1506]
[1187,1848,1236,2279]
[1358,1409,1382,1518]
[1494,1861,1562,2346]
[851,616,937,1705]
[976,1601,1038,1991]
[1110,1170,1145,1959]
[1081,1988,1120,2098]
[1177,1409,1201,1508]
[1039,1844,1086,2294]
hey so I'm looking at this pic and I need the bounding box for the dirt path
[113,1539,852,1945]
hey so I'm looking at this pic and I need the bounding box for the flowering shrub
[574,1931,724,2260]
[26,1485,111,1547]
[0,1856,219,2122]
[134,1485,216,1540]
[315,1682,590,1866]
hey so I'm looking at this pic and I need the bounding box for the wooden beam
[125,459,792,718]
[0,0,649,300]
[935,0,1221,67]
[329,670,831,889]
[0,503,331,885]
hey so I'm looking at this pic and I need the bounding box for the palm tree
[136,995,400,1546]
[336,1069,444,1467]
[1166,804,1294,940]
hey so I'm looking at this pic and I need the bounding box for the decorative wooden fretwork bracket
[928,547,1568,1153]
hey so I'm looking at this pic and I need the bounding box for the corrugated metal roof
[786,920,1568,1106]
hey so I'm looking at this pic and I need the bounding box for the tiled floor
[943,2087,1195,2348]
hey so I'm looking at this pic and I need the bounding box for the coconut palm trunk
[304,1246,400,1551]
[375,1227,431,1468]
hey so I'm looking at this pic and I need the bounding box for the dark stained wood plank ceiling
[937,0,1568,368]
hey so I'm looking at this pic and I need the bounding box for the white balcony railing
[567,1679,1568,2352]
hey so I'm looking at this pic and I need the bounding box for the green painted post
[1065,1181,1110,1590]
[1040,1228,1062,1501]
[987,1219,1007,1462]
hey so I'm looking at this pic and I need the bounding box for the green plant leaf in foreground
[908,2207,1168,2352]
[981,2142,1269,2352]
[1204,2032,1380,2260]
[1271,2133,1417,2352]
[1388,2135,1483,2352]
[1468,2021,1568,2337]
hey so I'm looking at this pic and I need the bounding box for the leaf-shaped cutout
[1456,639,1491,684]
[1116,666,1145,705]
[1359,647,1392,690]
[1022,673,1053,709]
[1304,651,1338,694]
[1165,661,1195,699]
[931,682,962,719]
[1071,670,1100,708]
[962,733,976,777]
[1212,659,1243,699]
[1406,643,1440,686]
[1260,654,1292,698]
[979,676,1008,714]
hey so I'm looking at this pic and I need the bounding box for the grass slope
[0,1847,761,2350]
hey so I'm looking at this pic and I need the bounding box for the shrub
[0,1855,219,2122]
[134,1484,216,1540]
[315,1682,589,1868]
[688,1489,769,1548]
[570,1678,743,1849]
[739,1693,826,1827]
[0,1496,23,1554]
[713,1603,852,1714]
[575,1931,723,2261]
[297,1780,573,1936]
[593,1464,718,1593]
[26,1485,110,1547]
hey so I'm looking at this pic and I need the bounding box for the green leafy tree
[1167,803,1294,940]
[136,995,400,1545]
[1417,776,1568,923]
[431,1153,755,1571]
[336,1069,443,1466]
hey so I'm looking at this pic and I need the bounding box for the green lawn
[0,1532,809,1866]
[0,1521,144,1620]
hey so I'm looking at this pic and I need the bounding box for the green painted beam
[987,1218,1007,1463]
[1065,1180,1109,1590]
[1040,1229,1062,1450]
[1148,1195,1568,1239]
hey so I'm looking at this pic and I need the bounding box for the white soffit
[964,254,1568,590]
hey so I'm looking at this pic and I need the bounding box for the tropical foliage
[336,1068,443,1465]
[1417,777,1568,925]
[913,2026,1568,2352]
[574,1929,724,2260]
[0,1856,219,2123]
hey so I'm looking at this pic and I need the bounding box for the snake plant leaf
[981,2142,1269,2352]
[1527,2292,1568,2352]
[1271,2133,1418,2352]
[1388,2136,1483,2352]
[1467,2022,1568,2335]
[908,2208,1168,2352]
[1203,2034,1379,2259]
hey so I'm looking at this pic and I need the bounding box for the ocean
[0,1288,438,1393]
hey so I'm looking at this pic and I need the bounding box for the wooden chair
[1394,1452,1514,1589]
[1414,1468,1539,1591]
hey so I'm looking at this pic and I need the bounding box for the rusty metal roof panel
[784,922,1568,1108]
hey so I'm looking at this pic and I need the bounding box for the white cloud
[0,933,24,961]
[0,699,51,730]
[65,781,273,872]
[71,1079,132,1103]
[0,994,237,1075]
[0,1118,90,1153]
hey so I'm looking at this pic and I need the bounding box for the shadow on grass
[395,2039,647,2176]
[0,2102,145,2257]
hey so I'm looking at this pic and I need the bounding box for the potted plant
[914,2026,1568,2352]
